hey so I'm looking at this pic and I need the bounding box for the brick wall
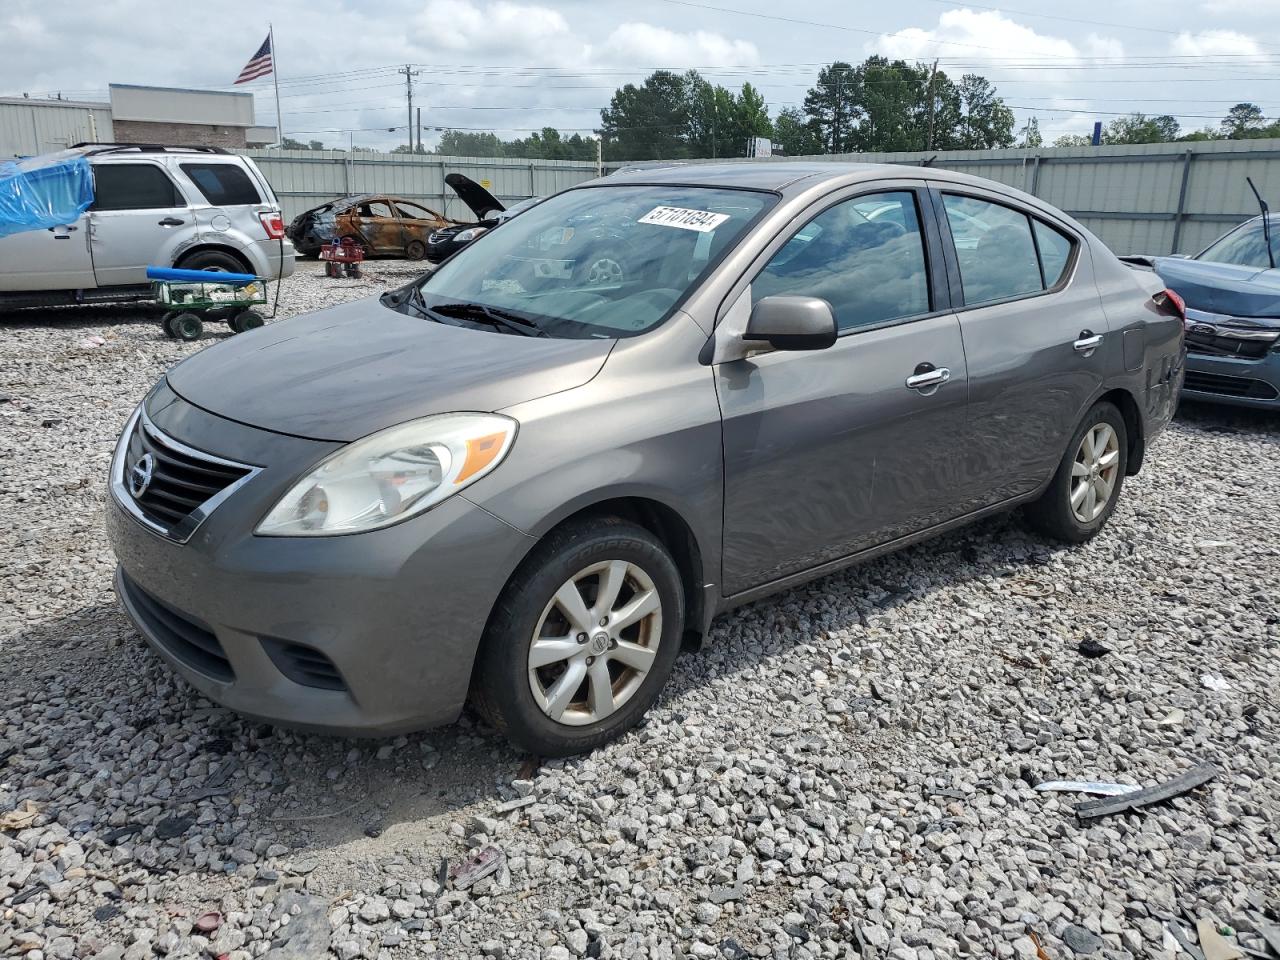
[112,120,247,149]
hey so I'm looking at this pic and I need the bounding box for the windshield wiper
[432,302,548,337]
[1247,176,1275,269]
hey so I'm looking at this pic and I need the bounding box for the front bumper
[1182,350,1280,410]
[107,386,533,735]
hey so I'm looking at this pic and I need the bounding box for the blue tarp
[0,151,95,239]
[146,266,259,285]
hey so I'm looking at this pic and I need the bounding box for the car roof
[606,161,902,192]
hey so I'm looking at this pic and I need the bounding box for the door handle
[905,365,951,392]
[1074,331,1103,355]
[157,217,185,227]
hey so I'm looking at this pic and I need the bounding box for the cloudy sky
[3,0,1278,151]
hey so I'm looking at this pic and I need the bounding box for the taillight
[1154,287,1186,323]
[259,211,286,239]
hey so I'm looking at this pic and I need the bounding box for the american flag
[234,35,273,84]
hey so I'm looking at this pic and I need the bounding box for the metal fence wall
[620,140,1280,256]
[1,99,114,158]
[242,149,602,223]
[243,139,1280,255]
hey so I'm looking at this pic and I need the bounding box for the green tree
[434,130,506,157]
[732,82,773,154]
[1019,117,1042,148]
[1222,102,1264,139]
[1104,112,1180,144]
[1053,133,1093,147]
[599,70,692,161]
[848,56,933,153]
[684,71,738,158]
[957,75,1015,148]
[507,128,597,161]
[803,62,860,153]
[773,106,821,156]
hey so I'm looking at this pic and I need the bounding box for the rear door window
[92,164,184,211]
[395,201,443,221]
[179,163,261,205]
[942,195,1042,305]
[358,201,396,219]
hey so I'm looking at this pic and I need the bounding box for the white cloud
[1171,28,1266,63]
[871,9,1088,67]
[414,0,584,59]
[600,23,760,68]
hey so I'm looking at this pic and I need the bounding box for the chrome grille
[112,408,258,542]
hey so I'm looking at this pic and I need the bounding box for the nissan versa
[108,162,1185,756]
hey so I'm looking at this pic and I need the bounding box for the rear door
[932,186,1108,504]
[716,183,970,595]
[393,200,449,256]
[89,161,192,286]
[0,215,96,291]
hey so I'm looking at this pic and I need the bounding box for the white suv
[0,144,295,306]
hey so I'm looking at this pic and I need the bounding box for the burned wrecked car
[287,194,457,260]
[426,174,538,263]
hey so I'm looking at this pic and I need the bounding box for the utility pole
[925,59,939,152]
[399,64,420,152]
[416,107,422,154]
[595,136,602,177]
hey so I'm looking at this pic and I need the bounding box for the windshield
[415,185,773,339]
[1198,219,1276,269]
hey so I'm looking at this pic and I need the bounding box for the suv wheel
[1024,401,1127,543]
[175,250,247,273]
[471,518,685,756]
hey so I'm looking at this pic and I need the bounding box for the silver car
[0,144,293,307]
[107,162,1184,756]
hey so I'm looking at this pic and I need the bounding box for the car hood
[165,297,614,442]
[446,173,505,220]
[1153,256,1280,321]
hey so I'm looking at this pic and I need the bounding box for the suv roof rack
[70,142,230,156]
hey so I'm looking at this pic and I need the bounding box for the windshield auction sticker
[639,206,731,232]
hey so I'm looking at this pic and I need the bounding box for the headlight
[453,227,486,243]
[256,413,516,536]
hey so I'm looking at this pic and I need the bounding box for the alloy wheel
[1070,422,1120,523]
[527,560,662,726]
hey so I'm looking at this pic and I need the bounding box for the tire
[174,250,246,273]
[171,312,204,342]
[471,518,685,757]
[405,239,427,261]
[1024,401,1128,543]
[230,310,264,333]
[161,311,181,339]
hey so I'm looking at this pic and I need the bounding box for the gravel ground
[1,259,1277,960]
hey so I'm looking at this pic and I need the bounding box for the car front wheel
[471,518,685,756]
[1024,401,1128,543]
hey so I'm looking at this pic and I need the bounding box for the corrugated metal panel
[243,149,601,221]
[1,100,113,158]
[614,140,1280,255]
[237,140,1280,255]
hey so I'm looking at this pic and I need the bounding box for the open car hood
[165,297,614,442]
[1153,256,1280,320]
[446,173,505,220]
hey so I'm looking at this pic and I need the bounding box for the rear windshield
[417,185,773,339]
[180,163,262,206]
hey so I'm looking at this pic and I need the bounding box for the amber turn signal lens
[455,432,509,484]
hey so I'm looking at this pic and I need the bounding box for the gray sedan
[107,162,1185,756]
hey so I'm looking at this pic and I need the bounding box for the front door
[716,187,970,595]
[934,189,1110,504]
[351,199,403,254]
[90,162,192,286]
[0,215,95,290]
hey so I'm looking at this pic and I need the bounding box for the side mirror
[743,296,837,351]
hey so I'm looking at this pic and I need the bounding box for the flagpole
[270,23,283,147]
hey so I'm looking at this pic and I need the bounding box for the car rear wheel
[405,239,427,260]
[175,250,246,273]
[471,518,684,756]
[1024,401,1127,543]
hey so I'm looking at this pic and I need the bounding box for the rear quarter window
[180,163,262,206]
[1033,220,1073,286]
